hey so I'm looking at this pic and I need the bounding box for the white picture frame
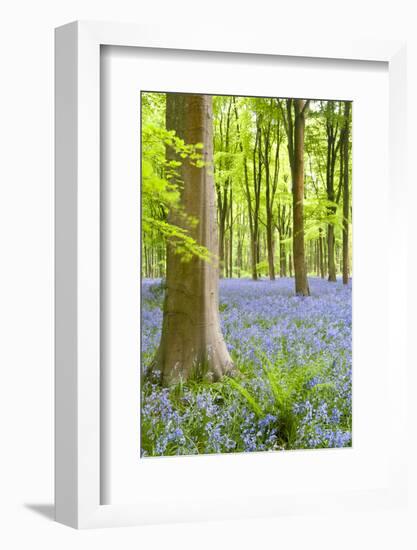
[55,20,408,529]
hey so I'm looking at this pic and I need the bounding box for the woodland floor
[141,277,352,457]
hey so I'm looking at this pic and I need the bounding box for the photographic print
[141,92,352,457]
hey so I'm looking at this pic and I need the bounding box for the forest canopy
[142,92,352,286]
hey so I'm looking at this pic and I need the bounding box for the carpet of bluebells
[141,277,352,456]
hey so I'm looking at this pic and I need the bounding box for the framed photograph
[55,21,408,528]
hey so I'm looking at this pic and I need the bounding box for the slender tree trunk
[319,227,325,278]
[236,212,243,278]
[265,186,275,280]
[280,98,309,294]
[237,233,242,277]
[153,94,233,385]
[277,203,289,278]
[224,237,229,278]
[292,100,310,296]
[327,224,336,281]
[263,115,276,281]
[251,235,258,280]
[233,98,258,281]
[218,229,225,277]
[279,239,287,277]
[324,101,342,282]
[229,188,233,278]
[252,121,262,279]
[342,101,351,284]
[218,196,227,278]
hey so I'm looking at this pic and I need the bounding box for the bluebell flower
[141,277,352,456]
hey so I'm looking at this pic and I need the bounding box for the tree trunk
[266,205,275,280]
[218,220,226,277]
[236,213,243,278]
[263,113,276,281]
[281,99,309,294]
[319,227,325,278]
[237,236,242,277]
[342,101,351,284]
[251,235,258,280]
[224,236,229,278]
[327,224,337,281]
[229,188,233,278]
[217,185,228,278]
[265,194,275,280]
[292,100,310,296]
[233,98,258,281]
[279,239,287,277]
[154,94,233,385]
[252,121,262,280]
[324,101,342,283]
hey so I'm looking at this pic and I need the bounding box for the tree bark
[277,197,290,278]
[265,163,275,280]
[236,211,243,278]
[218,208,226,277]
[251,120,262,279]
[291,100,310,296]
[279,239,287,277]
[229,187,233,278]
[154,94,234,385]
[233,98,258,280]
[342,101,351,284]
[327,224,336,281]
[263,106,280,281]
[319,227,325,278]
[324,101,342,282]
[215,100,233,278]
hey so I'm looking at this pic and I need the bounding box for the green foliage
[228,377,263,416]
[142,91,352,282]
[226,353,336,447]
[141,93,211,268]
[141,347,350,455]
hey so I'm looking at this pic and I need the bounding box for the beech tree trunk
[327,224,336,281]
[233,98,258,281]
[277,201,289,278]
[342,101,351,284]
[319,227,325,278]
[324,101,342,282]
[229,187,233,278]
[291,100,310,296]
[263,109,279,281]
[251,120,262,280]
[279,240,287,277]
[154,94,234,386]
[265,185,275,280]
[280,99,309,294]
[218,218,226,277]
[236,214,243,277]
